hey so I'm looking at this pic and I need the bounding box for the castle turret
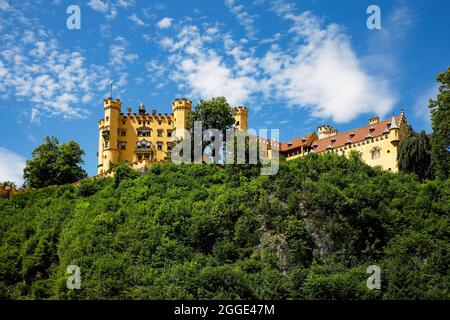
[234,106,248,132]
[172,98,192,139]
[317,125,333,139]
[98,97,122,174]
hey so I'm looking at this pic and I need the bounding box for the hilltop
[0,154,448,299]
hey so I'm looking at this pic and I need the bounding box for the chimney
[138,103,146,115]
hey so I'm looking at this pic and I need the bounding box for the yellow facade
[282,112,410,172]
[97,96,408,174]
[98,98,249,174]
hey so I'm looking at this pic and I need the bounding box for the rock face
[256,227,289,273]
[304,216,334,258]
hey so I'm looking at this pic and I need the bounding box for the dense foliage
[429,67,450,180]
[23,136,87,188]
[0,154,448,300]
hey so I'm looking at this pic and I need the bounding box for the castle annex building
[98,97,409,174]
[278,112,409,172]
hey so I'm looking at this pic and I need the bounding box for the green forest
[0,154,448,299]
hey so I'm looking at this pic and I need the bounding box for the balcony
[136,140,152,152]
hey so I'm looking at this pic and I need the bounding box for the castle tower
[98,97,122,174]
[172,98,192,139]
[317,125,333,139]
[234,106,248,132]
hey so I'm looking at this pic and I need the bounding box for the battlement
[103,97,122,109]
[172,98,192,111]
[234,106,248,114]
[317,125,332,133]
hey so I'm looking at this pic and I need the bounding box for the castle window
[158,121,162,125]
[120,130,126,137]
[157,142,163,151]
[137,129,151,137]
[167,130,172,137]
[387,150,390,154]
[119,142,126,150]
[371,147,381,159]
[157,130,163,137]
[106,116,109,121]
[236,121,240,126]
[137,140,151,150]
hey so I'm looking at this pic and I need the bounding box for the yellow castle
[97,97,248,174]
[97,97,409,174]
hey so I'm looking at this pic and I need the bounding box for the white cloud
[414,84,439,130]
[157,17,173,29]
[0,0,11,11]
[156,24,258,106]
[129,13,147,27]
[88,0,135,19]
[31,107,40,124]
[224,0,258,37]
[262,1,396,122]
[0,148,26,186]
[0,8,111,119]
[88,0,108,13]
[108,37,139,89]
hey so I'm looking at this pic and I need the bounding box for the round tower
[172,98,192,139]
[317,125,332,140]
[234,106,248,132]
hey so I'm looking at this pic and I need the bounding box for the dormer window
[369,126,375,132]
[349,132,355,138]
[331,138,336,143]
[287,143,292,147]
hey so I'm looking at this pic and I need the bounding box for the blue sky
[0,0,449,184]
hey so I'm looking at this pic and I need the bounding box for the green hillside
[0,154,448,299]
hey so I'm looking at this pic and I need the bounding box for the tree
[23,136,87,188]
[187,97,236,163]
[429,67,450,179]
[187,97,236,134]
[397,128,433,181]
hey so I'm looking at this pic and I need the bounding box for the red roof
[280,134,314,152]
[311,117,401,153]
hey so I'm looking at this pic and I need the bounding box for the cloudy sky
[0,0,449,183]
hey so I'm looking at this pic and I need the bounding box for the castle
[97,97,409,174]
[97,97,248,174]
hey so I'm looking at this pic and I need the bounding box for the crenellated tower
[234,106,248,132]
[172,98,192,139]
[98,97,122,174]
